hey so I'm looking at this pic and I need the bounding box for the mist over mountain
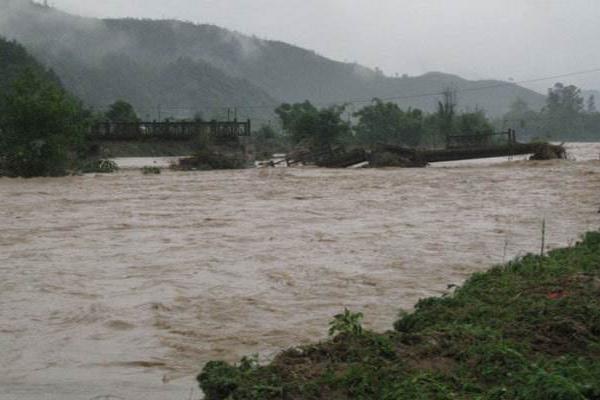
[0,0,547,121]
[0,35,61,94]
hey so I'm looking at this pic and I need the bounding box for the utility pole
[157,104,162,122]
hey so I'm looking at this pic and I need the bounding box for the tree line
[262,83,600,153]
[266,90,493,153]
[501,83,600,141]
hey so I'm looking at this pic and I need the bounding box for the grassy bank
[198,231,600,399]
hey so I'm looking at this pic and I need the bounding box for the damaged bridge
[284,130,566,168]
[384,130,566,165]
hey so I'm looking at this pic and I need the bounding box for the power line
[94,66,600,114]
[339,67,600,106]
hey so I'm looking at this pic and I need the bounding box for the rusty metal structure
[446,129,517,149]
[89,120,252,141]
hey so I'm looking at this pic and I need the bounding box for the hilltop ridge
[0,0,547,119]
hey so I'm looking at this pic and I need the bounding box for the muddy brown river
[1,143,600,399]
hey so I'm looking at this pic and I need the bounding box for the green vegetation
[105,100,140,123]
[0,37,96,177]
[178,149,246,170]
[198,231,600,399]
[353,99,424,147]
[175,135,248,171]
[275,102,351,151]
[0,67,90,177]
[501,84,600,141]
[0,37,61,95]
[273,97,499,151]
[328,309,364,338]
[142,166,161,175]
[80,159,119,174]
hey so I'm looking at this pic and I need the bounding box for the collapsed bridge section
[283,130,567,168]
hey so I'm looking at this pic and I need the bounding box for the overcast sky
[48,0,600,92]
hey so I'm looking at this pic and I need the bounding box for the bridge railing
[89,120,252,141]
[446,129,517,149]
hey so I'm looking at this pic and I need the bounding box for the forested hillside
[0,36,60,95]
[0,0,546,121]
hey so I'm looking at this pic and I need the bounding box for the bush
[198,361,242,400]
[80,159,119,173]
[329,308,364,337]
[176,147,247,170]
[142,166,161,174]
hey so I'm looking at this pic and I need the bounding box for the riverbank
[199,231,600,399]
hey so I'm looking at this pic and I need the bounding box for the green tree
[436,88,457,137]
[586,94,596,113]
[275,101,318,139]
[105,100,140,122]
[542,83,584,136]
[0,69,89,177]
[353,99,424,147]
[275,101,350,150]
[501,98,544,141]
[503,88,600,141]
[455,109,493,135]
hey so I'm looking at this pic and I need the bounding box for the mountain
[0,0,277,121]
[0,0,546,121]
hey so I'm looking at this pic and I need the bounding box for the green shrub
[176,148,247,171]
[142,166,161,174]
[198,361,241,400]
[81,159,119,173]
[329,308,364,337]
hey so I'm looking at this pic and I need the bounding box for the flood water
[1,143,600,399]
